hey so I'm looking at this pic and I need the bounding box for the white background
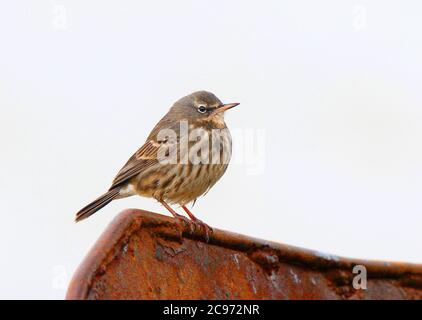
[1,1,421,299]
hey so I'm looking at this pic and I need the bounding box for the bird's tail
[75,188,120,222]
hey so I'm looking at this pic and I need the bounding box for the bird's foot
[158,199,195,233]
[174,214,195,233]
[191,219,213,242]
[180,205,213,242]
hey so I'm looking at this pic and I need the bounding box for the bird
[75,91,239,237]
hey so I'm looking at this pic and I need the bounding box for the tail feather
[75,188,120,222]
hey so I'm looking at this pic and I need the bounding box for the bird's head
[169,91,239,128]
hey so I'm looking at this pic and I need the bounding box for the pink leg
[160,200,192,230]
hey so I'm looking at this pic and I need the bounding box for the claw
[175,214,195,233]
[193,219,213,242]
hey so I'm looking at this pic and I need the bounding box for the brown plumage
[75,91,239,235]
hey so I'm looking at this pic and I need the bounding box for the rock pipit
[75,91,239,238]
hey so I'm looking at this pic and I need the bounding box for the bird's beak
[215,102,240,114]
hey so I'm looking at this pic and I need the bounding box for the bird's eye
[197,105,207,113]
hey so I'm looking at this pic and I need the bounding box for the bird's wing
[109,119,183,190]
[109,139,162,190]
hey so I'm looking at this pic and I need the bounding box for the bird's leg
[182,205,213,241]
[159,200,193,232]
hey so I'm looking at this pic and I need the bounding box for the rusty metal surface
[66,209,422,300]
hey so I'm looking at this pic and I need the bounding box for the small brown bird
[75,91,239,235]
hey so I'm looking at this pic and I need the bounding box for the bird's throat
[196,113,227,129]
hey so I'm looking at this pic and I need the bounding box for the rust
[67,209,422,300]
[247,247,280,275]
